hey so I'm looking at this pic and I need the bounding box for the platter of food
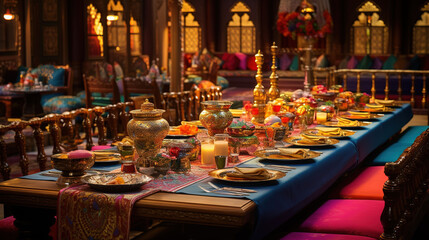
[82,173,152,192]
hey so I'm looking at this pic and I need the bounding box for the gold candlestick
[252,50,266,124]
[268,42,280,101]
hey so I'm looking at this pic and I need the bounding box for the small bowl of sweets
[227,119,256,137]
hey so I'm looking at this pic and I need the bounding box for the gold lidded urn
[127,99,169,171]
[199,100,233,136]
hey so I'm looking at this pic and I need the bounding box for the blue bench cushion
[43,95,85,114]
[396,126,429,144]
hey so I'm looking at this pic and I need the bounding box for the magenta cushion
[68,150,93,159]
[221,53,239,70]
[281,232,377,240]
[0,216,57,240]
[299,199,384,239]
[235,52,248,70]
[337,166,386,200]
[347,56,359,69]
[91,145,112,151]
[371,57,383,69]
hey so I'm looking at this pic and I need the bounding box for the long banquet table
[0,104,413,239]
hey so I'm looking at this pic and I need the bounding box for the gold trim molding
[358,1,380,13]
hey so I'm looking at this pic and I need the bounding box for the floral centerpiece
[277,0,333,40]
[354,93,371,108]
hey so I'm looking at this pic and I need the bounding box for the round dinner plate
[253,148,322,161]
[284,136,339,147]
[303,128,356,138]
[322,121,371,128]
[341,112,384,120]
[82,173,152,192]
[208,168,285,182]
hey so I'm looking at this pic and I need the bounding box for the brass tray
[208,168,285,182]
[323,121,371,128]
[303,128,355,138]
[284,136,339,146]
[253,148,321,161]
[82,173,152,192]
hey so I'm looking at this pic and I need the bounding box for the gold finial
[268,42,280,101]
[252,50,266,124]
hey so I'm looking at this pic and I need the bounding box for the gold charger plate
[357,107,395,113]
[284,136,339,146]
[253,148,321,161]
[323,121,371,128]
[208,168,285,182]
[303,128,355,138]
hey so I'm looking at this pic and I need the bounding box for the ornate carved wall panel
[43,26,58,56]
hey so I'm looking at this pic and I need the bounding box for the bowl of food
[227,119,256,137]
[82,173,153,193]
[51,150,95,186]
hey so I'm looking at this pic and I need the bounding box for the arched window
[352,1,388,55]
[182,0,201,53]
[107,0,126,57]
[87,3,103,58]
[130,16,141,56]
[413,2,429,54]
[227,1,255,53]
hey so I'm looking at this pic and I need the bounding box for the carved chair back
[0,102,134,181]
[83,74,121,108]
[123,77,162,109]
[381,128,429,239]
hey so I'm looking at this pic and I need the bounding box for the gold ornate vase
[127,100,169,171]
[199,101,233,136]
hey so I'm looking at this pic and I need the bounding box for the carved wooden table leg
[11,206,56,240]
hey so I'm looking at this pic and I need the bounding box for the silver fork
[257,162,296,172]
[198,185,249,196]
[208,182,257,193]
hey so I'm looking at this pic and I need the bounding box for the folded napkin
[366,103,384,109]
[374,99,394,105]
[337,117,360,126]
[225,167,271,180]
[278,148,310,158]
[315,127,342,136]
[298,134,329,144]
[94,151,121,160]
[348,111,370,115]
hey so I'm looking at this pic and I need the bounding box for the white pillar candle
[316,112,328,123]
[214,140,229,156]
[201,143,215,165]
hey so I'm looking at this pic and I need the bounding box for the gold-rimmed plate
[253,148,321,161]
[284,136,339,147]
[322,121,371,128]
[374,99,401,107]
[208,168,285,182]
[357,107,395,113]
[303,128,356,138]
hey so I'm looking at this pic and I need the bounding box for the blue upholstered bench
[368,126,428,166]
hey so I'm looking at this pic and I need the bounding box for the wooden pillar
[169,0,183,92]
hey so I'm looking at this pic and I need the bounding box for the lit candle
[316,112,328,123]
[201,143,215,165]
[214,140,229,156]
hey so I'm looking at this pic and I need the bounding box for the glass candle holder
[200,137,215,165]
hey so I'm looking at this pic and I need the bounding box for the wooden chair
[283,128,429,240]
[83,74,121,108]
[123,77,162,109]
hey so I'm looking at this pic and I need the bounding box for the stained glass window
[87,4,103,58]
[413,3,429,54]
[227,1,255,54]
[182,0,201,53]
[352,1,388,55]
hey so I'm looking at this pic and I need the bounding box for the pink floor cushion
[281,232,377,240]
[299,199,384,239]
[0,216,57,240]
[337,166,386,200]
